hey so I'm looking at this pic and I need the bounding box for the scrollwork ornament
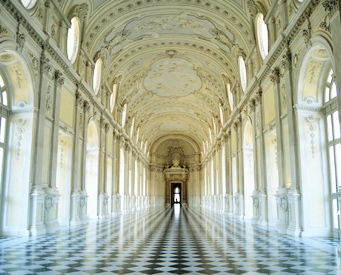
[280,196,288,212]
[253,197,259,208]
[45,195,54,211]
[79,195,88,208]
[16,33,25,53]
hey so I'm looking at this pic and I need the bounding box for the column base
[287,225,302,237]
[29,225,46,236]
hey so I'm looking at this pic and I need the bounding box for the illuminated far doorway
[172,183,181,205]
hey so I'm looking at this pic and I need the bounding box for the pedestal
[275,188,289,234]
[70,189,81,226]
[29,185,46,236]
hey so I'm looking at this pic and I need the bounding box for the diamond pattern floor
[0,206,340,274]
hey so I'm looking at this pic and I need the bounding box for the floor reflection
[174,203,180,219]
[0,206,340,274]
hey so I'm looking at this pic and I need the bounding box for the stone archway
[0,49,35,236]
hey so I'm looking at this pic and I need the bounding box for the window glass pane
[2,91,7,106]
[0,148,2,184]
[333,199,338,229]
[239,56,247,92]
[325,87,330,103]
[327,115,333,141]
[0,117,6,143]
[331,83,337,99]
[67,17,80,64]
[335,143,341,190]
[328,70,333,83]
[330,146,336,193]
[0,75,4,88]
[333,111,340,140]
[93,59,102,95]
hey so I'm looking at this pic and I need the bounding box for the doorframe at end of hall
[170,181,183,206]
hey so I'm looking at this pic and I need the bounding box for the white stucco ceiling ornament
[143,58,202,97]
[159,119,190,132]
[126,13,215,39]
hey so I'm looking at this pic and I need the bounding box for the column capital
[76,92,84,107]
[248,99,256,113]
[281,46,292,73]
[322,0,339,16]
[270,67,281,84]
[84,101,91,114]
[54,70,64,87]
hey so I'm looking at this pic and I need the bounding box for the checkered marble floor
[0,205,341,274]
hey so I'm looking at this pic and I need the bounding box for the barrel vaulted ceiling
[61,0,272,153]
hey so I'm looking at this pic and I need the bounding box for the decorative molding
[322,0,339,16]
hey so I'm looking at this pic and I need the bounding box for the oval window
[67,17,80,64]
[239,56,247,92]
[93,59,102,95]
[257,13,269,60]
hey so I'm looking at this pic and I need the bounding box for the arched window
[21,0,37,9]
[325,69,337,103]
[121,103,127,128]
[256,13,269,60]
[67,17,80,64]
[219,104,224,126]
[324,69,340,230]
[0,74,7,107]
[227,82,233,111]
[110,84,118,113]
[0,73,8,188]
[239,56,247,92]
[130,117,135,138]
[93,59,102,95]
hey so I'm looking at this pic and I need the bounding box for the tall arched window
[122,103,127,128]
[324,69,340,230]
[239,56,247,92]
[110,84,118,113]
[0,73,9,191]
[227,82,233,111]
[219,104,224,126]
[93,58,102,95]
[130,117,135,138]
[67,17,80,64]
[256,13,269,60]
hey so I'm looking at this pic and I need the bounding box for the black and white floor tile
[0,206,340,274]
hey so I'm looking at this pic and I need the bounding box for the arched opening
[119,148,125,210]
[85,120,99,219]
[243,120,255,219]
[0,50,35,236]
[265,130,278,226]
[296,42,336,237]
[56,132,72,226]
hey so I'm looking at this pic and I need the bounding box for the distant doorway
[172,183,181,205]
